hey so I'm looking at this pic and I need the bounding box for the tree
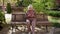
[32,0,56,13]
[16,0,23,7]
[22,0,33,7]
[32,0,46,13]
[45,0,56,9]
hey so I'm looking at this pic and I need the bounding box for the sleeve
[33,10,36,16]
[34,10,36,18]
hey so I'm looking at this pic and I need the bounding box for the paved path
[0,27,60,34]
[0,27,46,34]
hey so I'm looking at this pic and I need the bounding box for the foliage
[45,0,56,9]
[16,0,23,7]
[6,3,12,14]
[15,0,33,7]
[32,0,45,13]
[52,23,60,28]
[22,0,33,7]
[48,16,60,23]
[45,10,60,17]
[0,10,6,30]
[32,0,56,13]
[0,10,5,24]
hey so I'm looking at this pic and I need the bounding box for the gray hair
[28,4,33,10]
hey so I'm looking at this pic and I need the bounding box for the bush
[45,0,56,9]
[45,10,60,17]
[16,0,23,7]
[6,3,12,14]
[16,0,33,7]
[32,0,56,13]
[22,0,33,7]
[0,11,5,31]
[32,0,45,13]
[0,11,5,22]
[52,23,60,28]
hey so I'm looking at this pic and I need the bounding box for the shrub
[22,0,33,7]
[45,0,56,9]
[32,0,45,13]
[0,11,5,22]
[0,10,5,26]
[52,23,60,28]
[45,10,60,17]
[16,0,23,7]
[0,11,5,31]
[32,0,56,13]
[6,3,12,14]
[16,0,33,7]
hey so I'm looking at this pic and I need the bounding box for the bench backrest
[12,14,48,22]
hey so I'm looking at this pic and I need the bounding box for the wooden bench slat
[7,21,52,26]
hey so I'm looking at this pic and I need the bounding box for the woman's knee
[26,19,30,22]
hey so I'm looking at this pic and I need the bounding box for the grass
[48,16,60,28]
[48,16,60,23]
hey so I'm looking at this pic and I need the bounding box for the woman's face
[29,7,33,10]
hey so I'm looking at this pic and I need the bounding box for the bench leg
[46,25,48,32]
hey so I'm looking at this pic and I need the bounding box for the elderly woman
[26,4,36,34]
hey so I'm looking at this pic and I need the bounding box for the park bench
[11,13,52,32]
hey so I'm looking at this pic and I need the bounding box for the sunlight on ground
[7,25,44,34]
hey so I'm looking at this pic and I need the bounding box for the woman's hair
[28,4,33,10]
